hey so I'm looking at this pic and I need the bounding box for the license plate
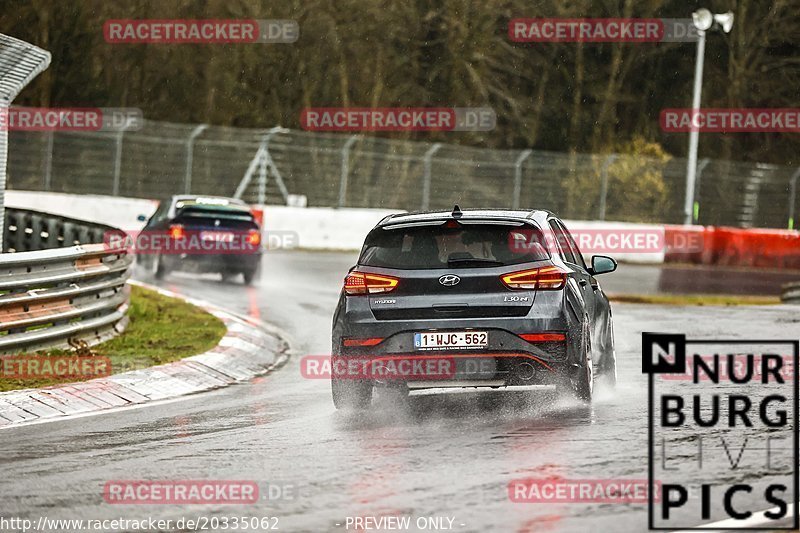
[414,331,487,350]
[200,231,234,242]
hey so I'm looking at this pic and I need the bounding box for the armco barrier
[665,225,800,269]
[0,208,131,355]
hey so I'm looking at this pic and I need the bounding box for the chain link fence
[7,118,799,229]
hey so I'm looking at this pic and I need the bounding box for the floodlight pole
[683,28,706,226]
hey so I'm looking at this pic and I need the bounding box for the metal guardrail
[0,208,131,355]
[782,282,800,304]
[0,33,52,250]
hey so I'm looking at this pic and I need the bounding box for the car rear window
[175,206,257,228]
[359,222,550,269]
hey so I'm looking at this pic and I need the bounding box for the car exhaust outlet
[516,362,536,381]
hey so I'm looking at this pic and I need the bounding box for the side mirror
[590,255,617,275]
[136,214,147,222]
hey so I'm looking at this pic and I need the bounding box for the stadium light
[683,10,734,225]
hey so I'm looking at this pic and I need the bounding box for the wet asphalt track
[0,250,798,532]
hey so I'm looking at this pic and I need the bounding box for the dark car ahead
[331,207,618,409]
[136,195,262,285]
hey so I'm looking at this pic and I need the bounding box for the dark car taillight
[247,229,261,247]
[501,266,567,290]
[344,270,399,295]
[168,224,185,239]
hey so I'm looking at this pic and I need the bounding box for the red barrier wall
[665,225,800,269]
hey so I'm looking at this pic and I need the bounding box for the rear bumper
[160,253,261,273]
[329,351,573,389]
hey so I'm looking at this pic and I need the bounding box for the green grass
[0,285,226,392]
[608,293,781,306]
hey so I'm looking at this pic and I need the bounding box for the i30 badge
[439,274,461,286]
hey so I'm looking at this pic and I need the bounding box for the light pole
[683,9,734,225]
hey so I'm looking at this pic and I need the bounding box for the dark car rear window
[175,206,257,228]
[359,221,550,269]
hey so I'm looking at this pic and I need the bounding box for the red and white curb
[0,282,289,427]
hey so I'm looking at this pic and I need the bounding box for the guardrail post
[421,143,442,211]
[42,131,54,191]
[513,149,533,210]
[183,124,207,194]
[111,124,133,196]
[789,167,800,230]
[597,154,617,221]
[338,135,358,208]
[0,35,51,251]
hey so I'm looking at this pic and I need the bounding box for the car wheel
[599,319,617,388]
[573,319,594,403]
[242,267,258,286]
[331,378,373,410]
[152,253,167,280]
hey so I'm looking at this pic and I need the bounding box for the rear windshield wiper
[447,258,504,267]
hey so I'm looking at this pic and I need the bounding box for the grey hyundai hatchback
[331,206,618,409]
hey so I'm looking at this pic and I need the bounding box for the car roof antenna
[452,204,463,219]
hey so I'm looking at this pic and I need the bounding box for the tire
[242,268,257,286]
[331,378,373,410]
[152,253,167,280]
[599,319,617,388]
[242,260,261,286]
[573,319,594,403]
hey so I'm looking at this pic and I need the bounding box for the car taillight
[501,266,567,290]
[168,224,185,240]
[344,271,399,295]
[519,333,566,342]
[247,229,261,246]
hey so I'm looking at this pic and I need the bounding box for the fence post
[183,124,207,194]
[42,131,54,191]
[111,127,128,196]
[692,158,710,224]
[338,135,358,208]
[597,154,617,221]
[513,149,533,209]
[0,34,51,251]
[421,143,442,210]
[789,167,800,230]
